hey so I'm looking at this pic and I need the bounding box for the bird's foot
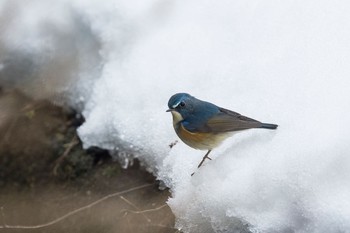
[191,150,213,176]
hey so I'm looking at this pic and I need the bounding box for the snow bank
[1,0,350,232]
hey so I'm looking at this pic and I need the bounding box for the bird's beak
[166,109,173,112]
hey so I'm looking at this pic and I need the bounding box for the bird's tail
[260,123,278,130]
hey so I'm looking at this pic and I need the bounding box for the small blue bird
[167,93,278,172]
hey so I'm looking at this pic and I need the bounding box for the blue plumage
[167,93,278,174]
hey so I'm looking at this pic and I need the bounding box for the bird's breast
[174,123,231,150]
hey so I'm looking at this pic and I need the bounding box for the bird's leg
[191,150,212,176]
[197,150,212,168]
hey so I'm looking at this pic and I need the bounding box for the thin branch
[120,202,177,231]
[52,135,79,175]
[123,204,168,215]
[119,196,151,222]
[169,140,178,149]
[0,183,153,229]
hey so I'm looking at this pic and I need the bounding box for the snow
[1,0,350,232]
[0,0,100,107]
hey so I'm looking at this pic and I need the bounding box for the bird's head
[166,93,194,123]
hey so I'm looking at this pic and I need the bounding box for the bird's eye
[179,101,186,107]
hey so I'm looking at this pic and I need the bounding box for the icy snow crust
[2,0,350,232]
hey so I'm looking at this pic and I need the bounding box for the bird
[166,93,278,174]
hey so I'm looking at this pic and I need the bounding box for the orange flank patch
[175,123,231,151]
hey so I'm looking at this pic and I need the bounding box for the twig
[169,140,178,149]
[0,183,153,229]
[122,204,168,215]
[119,196,151,222]
[120,201,176,231]
[53,135,79,175]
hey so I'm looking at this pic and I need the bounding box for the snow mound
[2,0,350,232]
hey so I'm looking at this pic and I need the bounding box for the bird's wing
[204,107,263,133]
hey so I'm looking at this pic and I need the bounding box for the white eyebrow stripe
[172,101,181,108]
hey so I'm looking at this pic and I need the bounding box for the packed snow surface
[1,0,350,232]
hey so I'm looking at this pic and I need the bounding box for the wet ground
[0,90,177,233]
